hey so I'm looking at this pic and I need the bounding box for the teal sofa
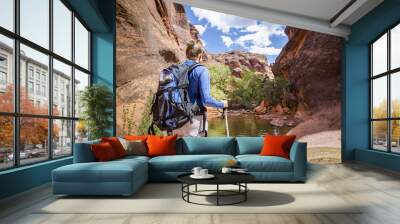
[52,137,307,196]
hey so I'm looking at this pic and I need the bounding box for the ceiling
[171,0,384,38]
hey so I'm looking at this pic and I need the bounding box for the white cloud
[221,22,286,56]
[249,46,282,55]
[194,24,207,35]
[221,35,234,47]
[191,7,257,33]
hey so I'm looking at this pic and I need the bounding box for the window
[20,0,49,48]
[35,83,40,95]
[370,23,400,153]
[28,67,34,80]
[0,71,6,84]
[75,18,90,70]
[0,0,14,32]
[53,0,72,60]
[28,81,34,94]
[53,59,72,117]
[42,85,46,97]
[74,69,89,118]
[0,0,91,170]
[0,34,13,112]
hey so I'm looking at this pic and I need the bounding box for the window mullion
[71,10,76,155]
[48,0,54,160]
[388,30,391,153]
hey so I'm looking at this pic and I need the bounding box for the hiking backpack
[148,63,204,135]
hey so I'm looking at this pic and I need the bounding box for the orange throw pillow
[146,135,177,157]
[124,135,148,142]
[260,135,296,159]
[101,137,126,158]
[91,142,117,161]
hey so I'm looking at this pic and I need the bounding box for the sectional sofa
[52,137,307,196]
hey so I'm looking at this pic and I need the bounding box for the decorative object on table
[79,84,113,140]
[222,167,248,174]
[190,167,214,179]
[177,173,255,206]
[225,159,238,168]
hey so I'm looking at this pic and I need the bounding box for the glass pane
[0,34,14,112]
[20,0,49,48]
[0,0,14,31]
[20,44,49,115]
[20,117,49,165]
[74,69,89,118]
[53,0,72,60]
[391,24,400,70]
[75,120,88,143]
[391,120,400,153]
[372,76,387,119]
[391,72,400,118]
[53,59,72,117]
[372,33,387,76]
[74,18,89,70]
[0,116,13,170]
[53,119,72,157]
[372,121,388,151]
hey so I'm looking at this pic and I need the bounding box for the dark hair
[186,40,204,59]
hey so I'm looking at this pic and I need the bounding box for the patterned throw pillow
[119,138,147,156]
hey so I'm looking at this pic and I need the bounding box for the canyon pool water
[207,114,291,137]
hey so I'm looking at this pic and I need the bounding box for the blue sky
[184,6,288,63]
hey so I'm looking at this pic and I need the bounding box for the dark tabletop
[177,172,255,185]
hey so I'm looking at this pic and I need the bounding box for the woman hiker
[174,41,228,137]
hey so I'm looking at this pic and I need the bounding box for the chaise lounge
[52,137,307,196]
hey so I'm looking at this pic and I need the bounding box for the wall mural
[116,0,342,163]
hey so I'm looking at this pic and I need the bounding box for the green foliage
[122,105,135,135]
[208,64,233,100]
[209,64,268,109]
[229,70,266,109]
[79,84,113,140]
[264,76,293,107]
[136,93,163,136]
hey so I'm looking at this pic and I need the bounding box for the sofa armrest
[289,141,307,181]
[73,140,100,163]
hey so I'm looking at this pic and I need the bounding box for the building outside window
[371,23,400,154]
[0,0,91,170]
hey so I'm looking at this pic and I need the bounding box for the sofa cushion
[101,137,127,158]
[260,135,296,159]
[91,142,118,161]
[236,155,293,172]
[147,135,177,157]
[177,137,236,155]
[53,159,147,183]
[149,154,235,172]
[236,137,263,155]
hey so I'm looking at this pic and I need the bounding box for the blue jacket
[184,60,224,109]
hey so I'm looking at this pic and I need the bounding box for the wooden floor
[1,162,400,224]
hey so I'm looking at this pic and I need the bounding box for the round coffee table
[177,173,255,206]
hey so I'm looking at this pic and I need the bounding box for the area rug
[37,183,361,214]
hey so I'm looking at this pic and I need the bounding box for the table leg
[245,183,247,201]
[195,184,198,192]
[217,184,219,206]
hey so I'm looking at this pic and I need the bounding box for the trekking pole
[224,108,230,137]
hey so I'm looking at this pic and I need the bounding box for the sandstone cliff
[208,51,274,79]
[116,0,201,134]
[272,27,343,137]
